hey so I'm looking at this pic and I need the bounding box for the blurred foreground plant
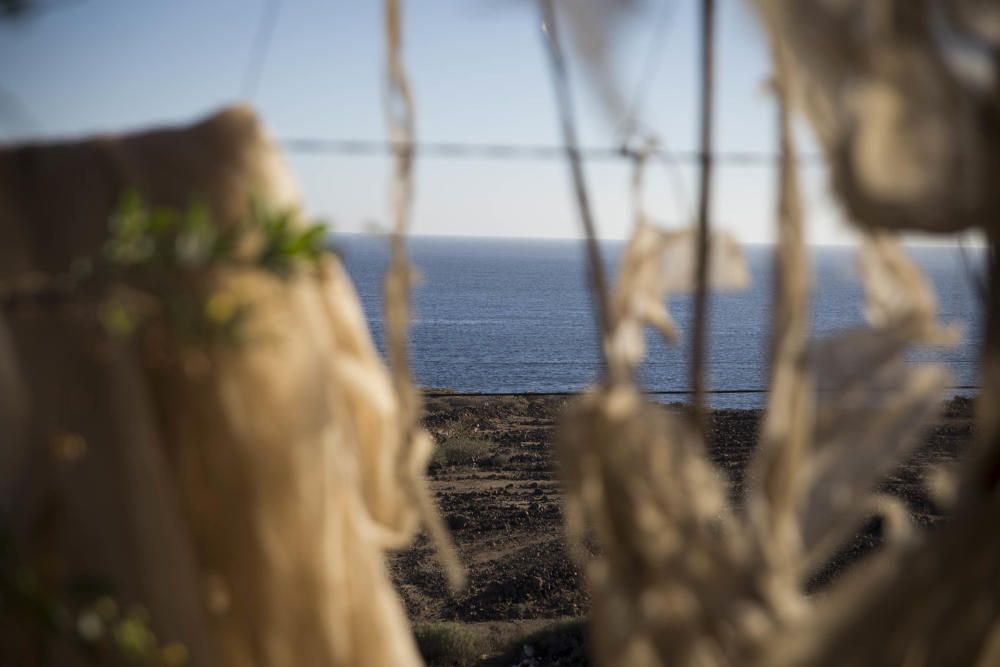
[543,1,996,666]
[94,190,330,346]
[0,519,186,666]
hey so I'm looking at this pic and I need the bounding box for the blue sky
[1,0,861,243]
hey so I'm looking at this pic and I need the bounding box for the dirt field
[391,393,974,666]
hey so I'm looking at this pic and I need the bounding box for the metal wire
[540,0,613,374]
[690,0,716,431]
[279,137,823,165]
[620,0,681,138]
[240,0,283,100]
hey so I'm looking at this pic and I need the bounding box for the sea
[338,234,984,409]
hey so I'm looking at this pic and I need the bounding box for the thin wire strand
[279,137,822,165]
[690,0,715,432]
[620,0,680,139]
[617,0,693,226]
[240,0,282,100]
[540,0,613,366]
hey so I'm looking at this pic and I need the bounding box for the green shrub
[431,437,495,468]
[413,622,485,666]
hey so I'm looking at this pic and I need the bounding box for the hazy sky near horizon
[0,0,937,244]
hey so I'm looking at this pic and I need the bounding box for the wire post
[691,0,715,434]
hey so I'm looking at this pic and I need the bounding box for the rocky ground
[391,393,975,666]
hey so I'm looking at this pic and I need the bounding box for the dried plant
[2,2,998,666]
[382,0,465,595]
[0,101,457,666]
[548,1,998,665]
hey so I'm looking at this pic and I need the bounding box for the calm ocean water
[338,235,984,409]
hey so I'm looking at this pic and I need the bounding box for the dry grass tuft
[413,622,487,667]
[431,437,498,468]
